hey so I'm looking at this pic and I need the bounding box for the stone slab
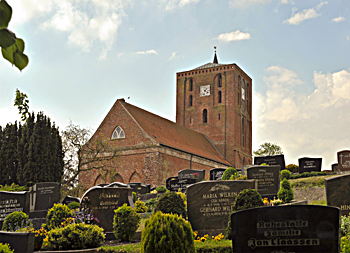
[337,150,350,172]
[298,157,322,173]
[178,169,205,181]
[29,182,60,213]
[326,174,350,215]
[0,191,30,227]
[254,155,286,171]
[209,168,226,180]
[168,178,196,192]
[247,165,280,198]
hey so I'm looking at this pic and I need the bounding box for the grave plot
[254,154,286,171]
[337,150,350,172]
[326,174,350,215]
[209,168,226,181]
[298,157,322,173]
[247,165,280,199]
[178,169,206,182]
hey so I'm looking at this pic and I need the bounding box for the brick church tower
[176,48,252,169]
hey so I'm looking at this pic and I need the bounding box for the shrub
[290,171,328,179]
[132,192,137,203]
[113,204,141,242]
[0,183,28,192]
[155,192,186,218]
[280,169,291,180]
[221,167,238,180]
[176,189,187,208]
[67,202,80,210]
[46,203,72,230]
[2,211,32,231]
[0,243,13,253]
[286,164,299,173]
[42,223,105,250]
[278,178,294,203]
[342,215,350,237]
[141,211,195,253]
[134,199,148,213]
[145,198,159,212]
[155,185,167,193]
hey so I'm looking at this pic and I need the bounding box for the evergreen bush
[134,199,148,213]
[46,203,72,230]
[67,202,80,210]
[145,197,159,212]
[141,211,195,253]
[278,178,294,203]
[132,192,137,203]
[155,192,186,218]
[113,204,141,242]
[2,211,31,231]
[280,170,291,180]
[0,243,13,253]
[42,223,105,250]
[221,167,238,180]
[155,185,167,193]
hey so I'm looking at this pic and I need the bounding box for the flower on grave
[192,173,199,179]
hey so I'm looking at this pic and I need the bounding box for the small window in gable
[111,126,125,139]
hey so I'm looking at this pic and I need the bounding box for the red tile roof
[119,99,231,166]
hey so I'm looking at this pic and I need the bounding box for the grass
[310,199,327,205]
[290,175,336,188]
[98,243,141,253]
[136,218,148,232]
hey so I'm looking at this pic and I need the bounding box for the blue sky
[1,0,349,170]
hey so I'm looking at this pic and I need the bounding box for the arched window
[238,75,241,105]
[189,78,193,91]
[189,95,193,107]
[218,91,222,104]
[111,126,125,139]
[218,74,222,87]
[203,109,208,123]
[242,118,245,147]
[94,174,104,186]
[129,171,141,183]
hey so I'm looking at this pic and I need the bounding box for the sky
[1,0,349,170]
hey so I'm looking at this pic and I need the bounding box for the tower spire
[213,46,218,64]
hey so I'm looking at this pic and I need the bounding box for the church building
[79,50,252,190]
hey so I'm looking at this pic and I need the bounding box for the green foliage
[253,142,283,156]
[134,199,148,213]
[278,178,294,203]
[290,171,328,179]
[0,183,27,192]
[341,215,350,253]
[141,211,195,253]
[155,185,167,193]
[145,197,159,212]
[221,167,237,180]
[0,0,29,71]
[1,211,31,231]
[46,203,73,230]
[67,202,80,210]
[42,223,104,250]
[14,89,29,121]
[155,192,186,218]
[176,190,187,208]
[194,239,232,253]
[286,164,299,173]
[280,169,291,180]
[0,243,14,253]
[132,192,137,203]
[113,204,141,242]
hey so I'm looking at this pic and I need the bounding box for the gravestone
[29,182,60,219]
[168,178,196,192]
[337,150,350,172]
[231,205,340,253]
[127,183,151,194]
[62,196,80,206]
[106,182,129,188]
[0,191,30,227]
[247,165,280,198]
[210,168,226,180]
[326,174,350,215]
[178,169,205,181]
[166,176,178,190]
[80,186,134,239]
[187,180,257,231]
[241,165,253,176]
[332,163,339,173]
[254,155,285,171]
[298,157,322,173]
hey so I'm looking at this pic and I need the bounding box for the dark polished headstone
[0,191,30,227]
[210,168,226,180]
[326,174,350,215]
[187,180,257,230]
[231,205,340,253]
[247,165,280,198]
[29,182,60,213]
[298,157,322,173]
[254,155,285,171]
[62,196,80,206]
[0,231,35,253]
[166,176,178,190]
[178,169,205,181]
[81,186,134,237]
[127,183,151,194]
[337,150,350,172]
[332,163,339,173]
[168,178,196,192]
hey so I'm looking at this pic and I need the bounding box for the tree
[253,142,283,157]
[14,89,30,121]
[0,0,29,71]
[61,122,120,196]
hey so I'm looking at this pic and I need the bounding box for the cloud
[332,16,345,23]
[215,30,251,42]
[283,2,327,25]
[347,36,350,42]
[229,0,272,8]
[0,107,21,127]
[253,66,350,169]
[160,0,201,11]
[168,52,177,60]
[134,50,159,55]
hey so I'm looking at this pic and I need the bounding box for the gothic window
[112,173,124,183]
[203,109,208,123]
[189,95,193,107]
[189,78,193,91]
[94,174,104,186]
[217,74,222,87]
[111,126,125,139]
[238,75,241,105]
[129,171,141,183]
[242,118,245,147]
[218,91,222,104]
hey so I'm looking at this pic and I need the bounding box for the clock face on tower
[200,85,210,97]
